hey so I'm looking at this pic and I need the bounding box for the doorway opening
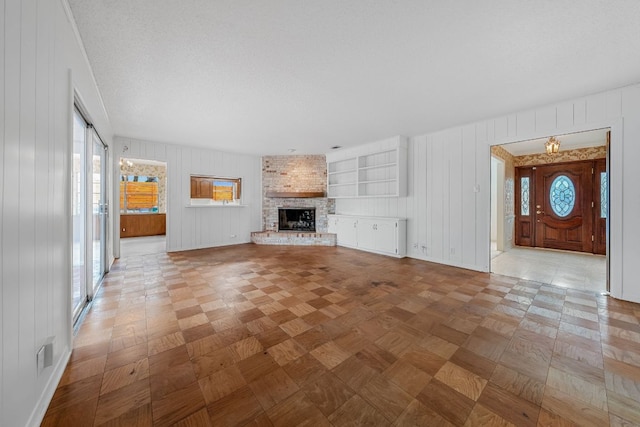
[490,129,609,293]
[118,158,167,257]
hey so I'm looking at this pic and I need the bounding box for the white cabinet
[328,215,406,258]
[328,215,358,247]
[326,136,407,198]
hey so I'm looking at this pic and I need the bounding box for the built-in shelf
[265,191,326,198]
[326,136,407,198]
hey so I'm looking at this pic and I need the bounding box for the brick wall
[262,155,335,232]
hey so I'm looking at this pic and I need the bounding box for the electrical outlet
[37,336,54,376]
[412,243,418,249]
[230,234,237,238]
[450,248,456,255]
[36,346,45,376]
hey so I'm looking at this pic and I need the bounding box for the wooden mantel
[265,191,326,198]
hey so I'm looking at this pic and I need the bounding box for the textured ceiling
[68,0,640,156]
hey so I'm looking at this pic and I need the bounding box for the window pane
[550,175,575,217]
[121,175,159,212]
[213,181,234,201]
[520,177,529,216]
[72,110,87,318]
[601,172,607,218]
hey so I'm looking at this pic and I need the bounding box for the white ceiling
[68,0,640,156]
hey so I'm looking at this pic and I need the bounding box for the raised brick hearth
[250,231,336,246]
[257,155,336,246]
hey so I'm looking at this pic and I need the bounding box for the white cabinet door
[328,216,339,234]
[331,215,405,258]
[356,218,377,251]
[375,220,398,255]
[336,217,358,247]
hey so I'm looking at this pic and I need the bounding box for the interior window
[190,175,242,204]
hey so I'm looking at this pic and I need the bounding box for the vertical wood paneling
[605,89,623,119]
[476,122,488,144]
[620,86,640,302]
[461,125,476,267]
[573,99,587,125]
[419,138,428,257]
[431,137,444,259]
[556,101,574,129]
[476,126,491,272]
[0,0,6,416]
[494,117,508,141]
[3,0,24,420]
[19,2,37,418]
[535,106,557,133]
[165,145,177,250]
[448,131,463,264]
[516,110,536,136]
[586,93,606,123]
[507,115,517,138]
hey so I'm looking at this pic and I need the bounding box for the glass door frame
[72,104,109,323]
[72,107,88,323]
[90,127,109,300]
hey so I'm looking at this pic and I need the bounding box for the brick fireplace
[251,155,336,246]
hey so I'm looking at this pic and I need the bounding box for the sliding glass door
[72,109,88,321]
[92,129,108,292]
[73,107,108,323]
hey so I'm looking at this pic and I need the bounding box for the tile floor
[491,246,607,293]
[120,235,166,257]
[43,244,640,426]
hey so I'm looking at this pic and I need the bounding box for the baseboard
[27,345,71,427]
[407,253,487,273]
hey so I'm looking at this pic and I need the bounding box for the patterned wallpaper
[491,145,515,218]
[120,162,167,213]
[513,146,606,167]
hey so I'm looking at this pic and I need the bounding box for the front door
[534,162,592,252]
[515,159,607,255]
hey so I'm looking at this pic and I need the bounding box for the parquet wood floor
[43,244,640,426]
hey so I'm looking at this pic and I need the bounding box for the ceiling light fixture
[545,136,561,154]
[331,145,342,150]
[288,149,296,153]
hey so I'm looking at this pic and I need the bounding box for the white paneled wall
[1,1,114,425]
[114,137,262,254]
[335,84,640,303]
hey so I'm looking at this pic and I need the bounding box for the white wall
[1,0,113,425]
[335,83,640,304]
[114,137,262,254]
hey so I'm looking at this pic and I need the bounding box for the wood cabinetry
[120,214,166,238]
[190,177,213,198]
[328,214,406,257]
[326,136,407,198]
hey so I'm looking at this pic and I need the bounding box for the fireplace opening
[278,207,316,232]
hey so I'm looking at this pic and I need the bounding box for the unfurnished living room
[3,1,640,426]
